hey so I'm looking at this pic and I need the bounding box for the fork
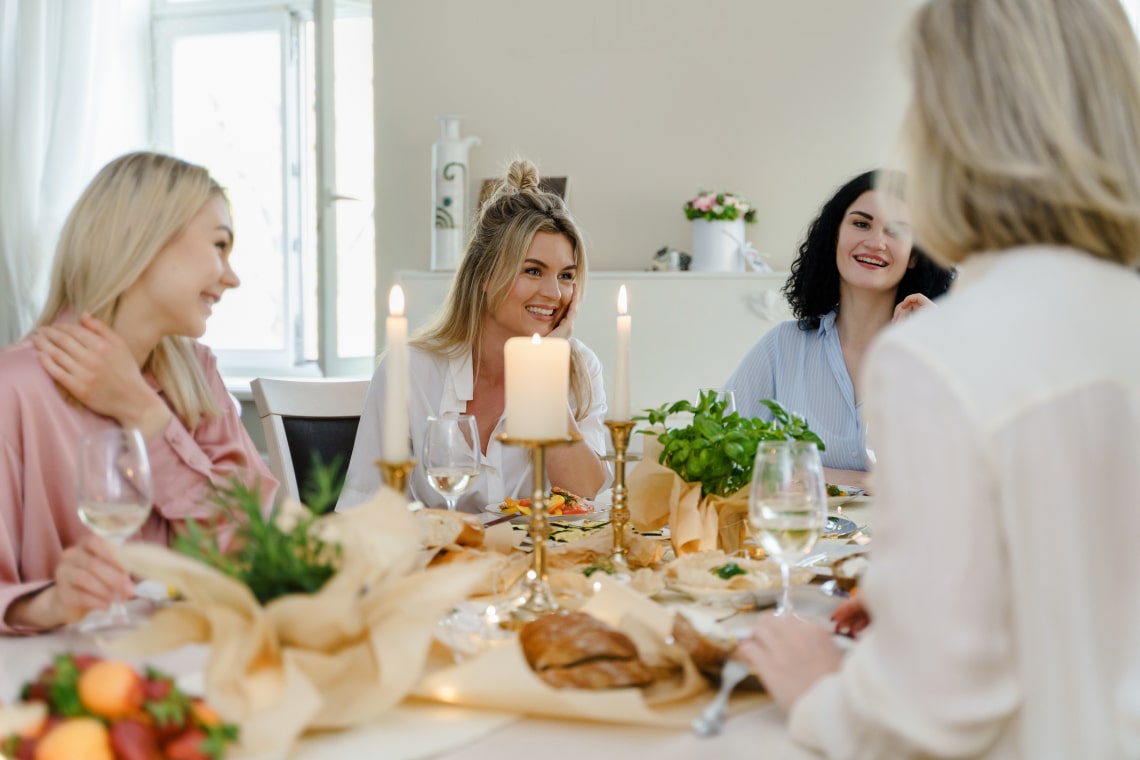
[691,659,751,737]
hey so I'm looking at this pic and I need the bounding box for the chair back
[250,377,371,511]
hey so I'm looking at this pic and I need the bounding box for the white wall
[373,0,920,341]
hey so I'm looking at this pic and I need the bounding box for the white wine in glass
[75,427,154,633]
[423,414,480,511]
[748,440,827,617]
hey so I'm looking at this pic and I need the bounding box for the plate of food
[827,484,864,509]
[661,550,813,605]
[485,487,608,524]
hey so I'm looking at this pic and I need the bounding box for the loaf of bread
[671,613,735,678]
[519,612,654,690]
[418,508,485,548]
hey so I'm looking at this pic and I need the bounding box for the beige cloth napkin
[113,487,492,758]
[414,577,720,725]
[628,433,750,556]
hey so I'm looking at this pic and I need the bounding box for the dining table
[0,498,874,760]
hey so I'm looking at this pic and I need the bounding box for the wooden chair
[250,377,371,511]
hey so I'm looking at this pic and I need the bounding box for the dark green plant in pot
[636,391,825,498]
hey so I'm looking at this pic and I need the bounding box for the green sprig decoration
[636,392,825,498]
[173,474,343,605]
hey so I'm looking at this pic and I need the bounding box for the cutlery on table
[691,659,751,737]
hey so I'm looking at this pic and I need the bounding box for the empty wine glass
[422,413,481,511]
[748,440,827,617]
[75,427,154,633]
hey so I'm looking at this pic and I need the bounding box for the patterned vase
[431,116,481,271]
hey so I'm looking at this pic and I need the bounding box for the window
[152,0,374,378]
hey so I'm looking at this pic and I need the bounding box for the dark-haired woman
[724,170,953,490]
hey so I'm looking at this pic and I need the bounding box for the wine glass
[748,440,827,617]
[75,427,154,633]
[422,414,481,511]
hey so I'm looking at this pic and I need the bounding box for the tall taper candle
[383,285,410,461]
[613,285,631,420]
[504,334,570,439]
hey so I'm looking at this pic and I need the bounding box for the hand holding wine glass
[423,414,481,512]
[74,426,154,632]
[748,440,827,617]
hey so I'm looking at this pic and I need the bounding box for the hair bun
[506,159,540,193]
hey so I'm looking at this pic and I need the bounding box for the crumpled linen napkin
[628,433,750,556]
[113,487,492,758]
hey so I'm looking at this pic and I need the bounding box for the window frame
[151,0,374,380]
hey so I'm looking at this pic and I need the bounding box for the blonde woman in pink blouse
[0,152,277,634]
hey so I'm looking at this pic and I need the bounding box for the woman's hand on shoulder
[892,293,936,322]
[548,284,579,340]
[34,314,170,437]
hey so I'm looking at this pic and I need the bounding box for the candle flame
[531,333,542,345]
[617,284,628,315]
[389,285,405,316]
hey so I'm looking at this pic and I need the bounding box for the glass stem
[778,560,792,616]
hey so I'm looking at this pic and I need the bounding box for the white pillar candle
[612,285,631,420]
[504,334,570,439]
[382,285,410,461]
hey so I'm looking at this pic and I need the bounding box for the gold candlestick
[604,420,638,578]
[496,432,581,624]
[375,459,416,495]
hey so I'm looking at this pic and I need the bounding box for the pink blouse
[0,337,277,634]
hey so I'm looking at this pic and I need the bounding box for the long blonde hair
[413,158,593,419]
[903,0,1140,266]
[35,152,226,428]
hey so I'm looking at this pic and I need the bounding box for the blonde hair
[413,158,593,419]
[35,152,227,428]
[903,0,1140,266]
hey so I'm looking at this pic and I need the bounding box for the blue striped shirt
[724,310,869,471]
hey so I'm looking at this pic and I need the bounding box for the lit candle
[383,285,410,461]
[613,285,631,420]
[504,334,570,439]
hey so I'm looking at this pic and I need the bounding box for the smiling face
[120,194,239,340]
[487,231,576,339]
[834,190,915,295]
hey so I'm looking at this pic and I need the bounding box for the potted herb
[629,391,824,554]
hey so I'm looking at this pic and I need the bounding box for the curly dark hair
[784,170,955,330]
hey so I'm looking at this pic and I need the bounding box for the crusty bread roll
[418,509,485,548]
[519,612,654,690]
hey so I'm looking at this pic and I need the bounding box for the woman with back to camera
[724,169,953,491]
[0,152,277,634]
[338,159,610,514]
[738,1,1140,757]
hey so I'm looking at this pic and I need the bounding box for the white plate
[827,485,864,509]
[484,502,609,524]
[797,540,869,577]
[666,583,784,607]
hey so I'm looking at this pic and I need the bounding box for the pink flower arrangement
[683,190,757,223]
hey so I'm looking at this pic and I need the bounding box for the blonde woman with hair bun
[0,152,277,634]
[339,158,610,513]
[738,1,1140,757]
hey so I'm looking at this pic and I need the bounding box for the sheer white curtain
[0,0,149,347]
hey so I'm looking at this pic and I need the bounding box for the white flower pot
[690,218,746,273]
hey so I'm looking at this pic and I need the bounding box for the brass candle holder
[604,420,638,578]
[496,431,582,624]
[375,458,416,495]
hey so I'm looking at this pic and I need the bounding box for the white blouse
[337,338,611,514]
[791,247,1140,758]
